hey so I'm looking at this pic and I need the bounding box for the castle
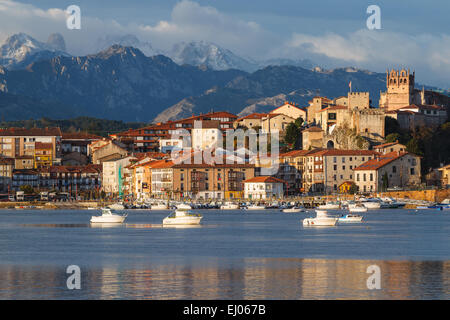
[379,68,449,111]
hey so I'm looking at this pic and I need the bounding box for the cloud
[0,0,275,57]
[283,29,450,87]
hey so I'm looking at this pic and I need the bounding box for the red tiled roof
[236,113,268,121]
[0,127,62,137]
[270,102,306,114]
[244,176,286,184]
[62,132,102,140]
[354,151,408,171]
[373,141,404,149]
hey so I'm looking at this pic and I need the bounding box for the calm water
[0,208,449,299]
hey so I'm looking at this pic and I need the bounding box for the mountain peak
[47,33,66,52]
[93,44,146,59]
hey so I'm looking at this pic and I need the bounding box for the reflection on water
[18,223,208,229]
[0,259,448,299]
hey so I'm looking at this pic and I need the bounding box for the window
[333,157,337,163]
[342,157,345,163]
[363,174,366,182]
[180,173,184,181]
[370,173,373,181]
[328,113,336,120]
[410,168,415,175]
[342,166,345,170]
[392,166,397,173]
[333,165,337,170]
[356,174,360,181]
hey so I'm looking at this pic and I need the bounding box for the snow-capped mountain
[170,41,259,72]
[0,33,70,69]
[95,34,163,57]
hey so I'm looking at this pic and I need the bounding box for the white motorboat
[150,203,169,210]
[303,210,338,226]
[282,207,305,213]
[90,208,127,223]
[348,203,368,213]
[246,204,266,210]
[108,203,125,210]
[220,202,240,210]
[362,201,381,209]
[318,201,341,210]
[162,208,202,225]
[338,214,363,223]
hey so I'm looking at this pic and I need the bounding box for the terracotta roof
[308,149,378,157]
[373,141,404,149]
[0,127,62,137]
[62,132,102,140]
[244,176,286,184]
[270,102,306,114]
[280,150,311,158]
[354,151,408,171]
[236,113,268,121]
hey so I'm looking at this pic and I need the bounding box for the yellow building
[33,142,53,168]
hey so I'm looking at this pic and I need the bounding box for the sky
[0,0,449,87]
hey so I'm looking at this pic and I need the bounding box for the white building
[191,120,221,150]
[244,176,286,199]
[102,156,136,194]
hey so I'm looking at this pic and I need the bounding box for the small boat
[162,207,202,225]
[303,210,338,226]
[246,204,266,210]
[87,207,97,210]
[362,200,381,209]
[90,208,127,223]
[338,214,363,223]
[318,201,340,210]
[348,203,368,213]
[108,203,125,210]
[150,203,169,210]
[220,202,240,210]
[282,207,305,213]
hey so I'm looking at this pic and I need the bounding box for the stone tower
[379,69,415,111]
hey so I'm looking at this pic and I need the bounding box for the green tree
[385,133,400,143]
[20,185,35,194]
[284,122,301,149]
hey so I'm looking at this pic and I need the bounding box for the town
[0,69,449,205]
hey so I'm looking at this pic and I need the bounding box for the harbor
[0,206,449,299]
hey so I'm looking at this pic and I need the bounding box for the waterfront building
[303,149,379,193]
[243,176,286,199]
[0,157,14,192]
[438,164,450,188]
[353,151,421,192]
[0,127,62,161]
[102,156,136,195]
[33,142,53,169]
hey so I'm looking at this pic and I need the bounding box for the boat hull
[362,202,381,209]
[338,216,363,223]
[162,216,202,225]
[90,215,126,223]
[303,217,338,226]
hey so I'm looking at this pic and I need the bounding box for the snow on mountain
[0,33,70,69]
[169,41,259,72]
[95,34,163,57]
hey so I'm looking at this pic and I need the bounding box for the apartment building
[303,149,379,193]
[0,127,62,161]
[373,141,407,154]
[0,157,14,192]
[277,150,313,195]
[354,151,421,192]
[102,156,136,195]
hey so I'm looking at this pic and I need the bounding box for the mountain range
[0,33,445,123]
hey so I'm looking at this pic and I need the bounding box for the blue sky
[1,0,449,87]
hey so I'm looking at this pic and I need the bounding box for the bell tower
[380,68,415,111]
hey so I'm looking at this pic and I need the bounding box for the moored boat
[338,214,363,223]
[162,206,202,225]
[246,204,266,210]
[90,208,127,223]
[220,202,240,210]
[282,207,305,213]
[318,201,341,210]
[303,210,338,226]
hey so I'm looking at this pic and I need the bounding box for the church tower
[379,68,415,111]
